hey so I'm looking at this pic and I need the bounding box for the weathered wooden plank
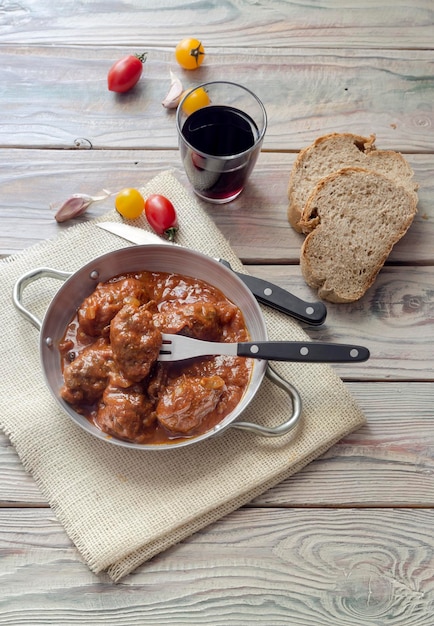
[1,506,434,625]
[254,381,434,506]
[0,149,182,258]
[1,0,433,49]
[0,0,432,618]
[0,435,44,505]
[0,150,431,263]
[253,265,434,381]
[2,383,434,507]
[1,46,433,150]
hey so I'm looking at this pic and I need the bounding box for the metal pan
[13,245,302,450]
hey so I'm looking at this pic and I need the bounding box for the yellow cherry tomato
[175,38,205,70]
[181,87,211,115]
[115,188,144,219]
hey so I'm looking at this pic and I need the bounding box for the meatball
[60,338,114,405]
[96,383,156,443]
[147,363,169,403]
[156,375,225,434]
[155,301,225,340]
[110,301,162,382]
[78,277,149,337]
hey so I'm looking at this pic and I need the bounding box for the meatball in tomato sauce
[59,270,252,445]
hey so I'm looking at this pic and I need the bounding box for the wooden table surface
[1,2,434,624]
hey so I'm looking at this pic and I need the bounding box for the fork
[159,333,370,363]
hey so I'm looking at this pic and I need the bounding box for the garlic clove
[54,195,92,222]
[162,71,184,109]
[53,190,112,222]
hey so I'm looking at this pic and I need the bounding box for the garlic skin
[53,190,111,222]
[162,71,183,109]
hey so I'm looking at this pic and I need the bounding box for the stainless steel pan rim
[12,245,302,450]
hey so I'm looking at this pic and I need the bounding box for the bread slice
[299,167,418,303]
[288,133,418,232]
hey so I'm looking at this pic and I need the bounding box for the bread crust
[287,132,417,233]
[299,167,418,303]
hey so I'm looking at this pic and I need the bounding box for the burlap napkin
[0,171,366,581]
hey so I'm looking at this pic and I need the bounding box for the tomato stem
[135,52,148,64]
[190,43,205,67]
[164,226,178,242]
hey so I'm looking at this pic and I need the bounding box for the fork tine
[158,333,236,362]
[158,333,175,361]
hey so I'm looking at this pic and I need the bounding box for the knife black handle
[224,264,327,326]
[237,341,370,363]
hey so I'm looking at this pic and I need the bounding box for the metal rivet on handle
[300,346,309,356]
[250,345,260,354]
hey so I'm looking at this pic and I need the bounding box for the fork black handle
[237,341,370,363]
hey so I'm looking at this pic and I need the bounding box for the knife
[95,221,327,326]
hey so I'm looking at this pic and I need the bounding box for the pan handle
[12,267,71,331]
[230,365,302,437]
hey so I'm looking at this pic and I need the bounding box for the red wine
[181,105,261,201]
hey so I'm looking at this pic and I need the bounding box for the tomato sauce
[59,271,252,445]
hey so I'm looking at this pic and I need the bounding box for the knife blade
[95,221,327,326]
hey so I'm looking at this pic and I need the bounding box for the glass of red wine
[176,81,267,204]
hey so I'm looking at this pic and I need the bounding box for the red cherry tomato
[107,53,147,93]
[144,194,178,241]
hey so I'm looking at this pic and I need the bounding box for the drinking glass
[176,81,267,204]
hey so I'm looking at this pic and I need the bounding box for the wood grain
[1,0,433,49]
[254,382,434,506]
[251,265,434,381]
[0,150,431,263]
[1,0,434,619]
[0,46,433,151]
[2,507,434,625]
